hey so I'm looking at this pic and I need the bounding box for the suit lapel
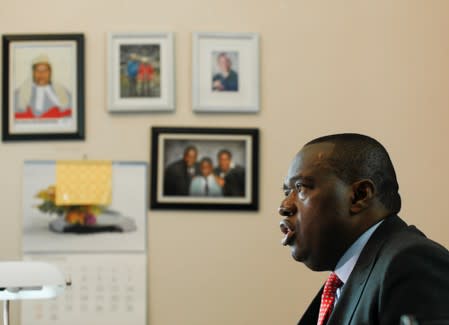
[327,215,408,325]
[297,286,323,325]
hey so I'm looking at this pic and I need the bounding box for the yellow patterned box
[55,160,112,206]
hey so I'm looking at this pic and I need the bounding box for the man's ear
[350,179,376,214]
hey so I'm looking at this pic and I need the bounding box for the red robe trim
[15,107,72,119]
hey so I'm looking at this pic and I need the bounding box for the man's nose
[278,206,294,217]
[278,194,297,217]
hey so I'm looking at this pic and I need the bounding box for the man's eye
[295,182,312,192]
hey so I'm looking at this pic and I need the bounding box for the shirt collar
[334,220,383,284]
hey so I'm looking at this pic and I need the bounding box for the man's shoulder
[383,223,447,254]
[371,221,449,323]
[337,218,449,325]
[229,165,245,173]
[226,166,245,178]
[16,79,32,93]
[166,160,184,170]
[51,82,69,92]
[373,220,449,272]
[237,165,245,173]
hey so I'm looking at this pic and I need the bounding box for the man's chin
[290,245,305,263]
[290,246,325,271]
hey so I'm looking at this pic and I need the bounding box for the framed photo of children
[108,32,175,112]
[150,127,259,210]
[192,32,259,113]
[2,34,85,141]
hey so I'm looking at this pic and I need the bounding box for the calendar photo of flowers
[22,160,147,253]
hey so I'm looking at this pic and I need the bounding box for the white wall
[1,1,449,324]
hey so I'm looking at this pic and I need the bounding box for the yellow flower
[35,185,103,224]
[35,185,56,202]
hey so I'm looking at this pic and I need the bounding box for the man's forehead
[35,63,50,69]
[286,142,335,180]
[300,142,335,160]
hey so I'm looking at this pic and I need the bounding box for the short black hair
[200,157,213,166]
[306,133,401,214]
[183,146,198,156]
[217,149,232,159]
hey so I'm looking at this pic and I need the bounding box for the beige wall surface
[1,0,449,324]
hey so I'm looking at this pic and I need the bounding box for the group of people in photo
[163,146,245,197]
[123,52,157,97]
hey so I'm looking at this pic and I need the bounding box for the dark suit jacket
[214,165,246,197]
[298,215,449,325]
[163,160,199,196]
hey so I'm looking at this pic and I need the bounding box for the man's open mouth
[280,220,296,246]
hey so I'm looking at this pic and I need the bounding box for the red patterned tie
[317,272,343,325]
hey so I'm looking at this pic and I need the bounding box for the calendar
[21,161,148,325]
[22,254,147,325]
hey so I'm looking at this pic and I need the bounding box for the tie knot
[324,272,343,294]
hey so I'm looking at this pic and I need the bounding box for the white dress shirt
[189,175,222,196]
[333,220,384,303]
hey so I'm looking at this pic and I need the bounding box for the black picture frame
[2,34,85,141]
[151,127,259,210]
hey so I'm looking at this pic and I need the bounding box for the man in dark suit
[278,134,449,325]
[163,146,200,196]
[214,149,246,197]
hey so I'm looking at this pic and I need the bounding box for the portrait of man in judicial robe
[14,54,72,120]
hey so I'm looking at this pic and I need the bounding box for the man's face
[218,56,230,73]
[184,149,197,167]
[279,143,352,271]
[218,153,231,172]
[200,161,213,177]
[33,63,51,86]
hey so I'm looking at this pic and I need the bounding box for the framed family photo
[192,32,259,113]
[150,127,259,210]
[108,32,175,112]
[2,34,85,141]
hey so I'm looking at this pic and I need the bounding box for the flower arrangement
[36,185,103,226]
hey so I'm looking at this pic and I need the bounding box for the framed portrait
[108,32,175,112]
[192,32,259,113]
[151,127,259,210]
[2,34,85,141]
